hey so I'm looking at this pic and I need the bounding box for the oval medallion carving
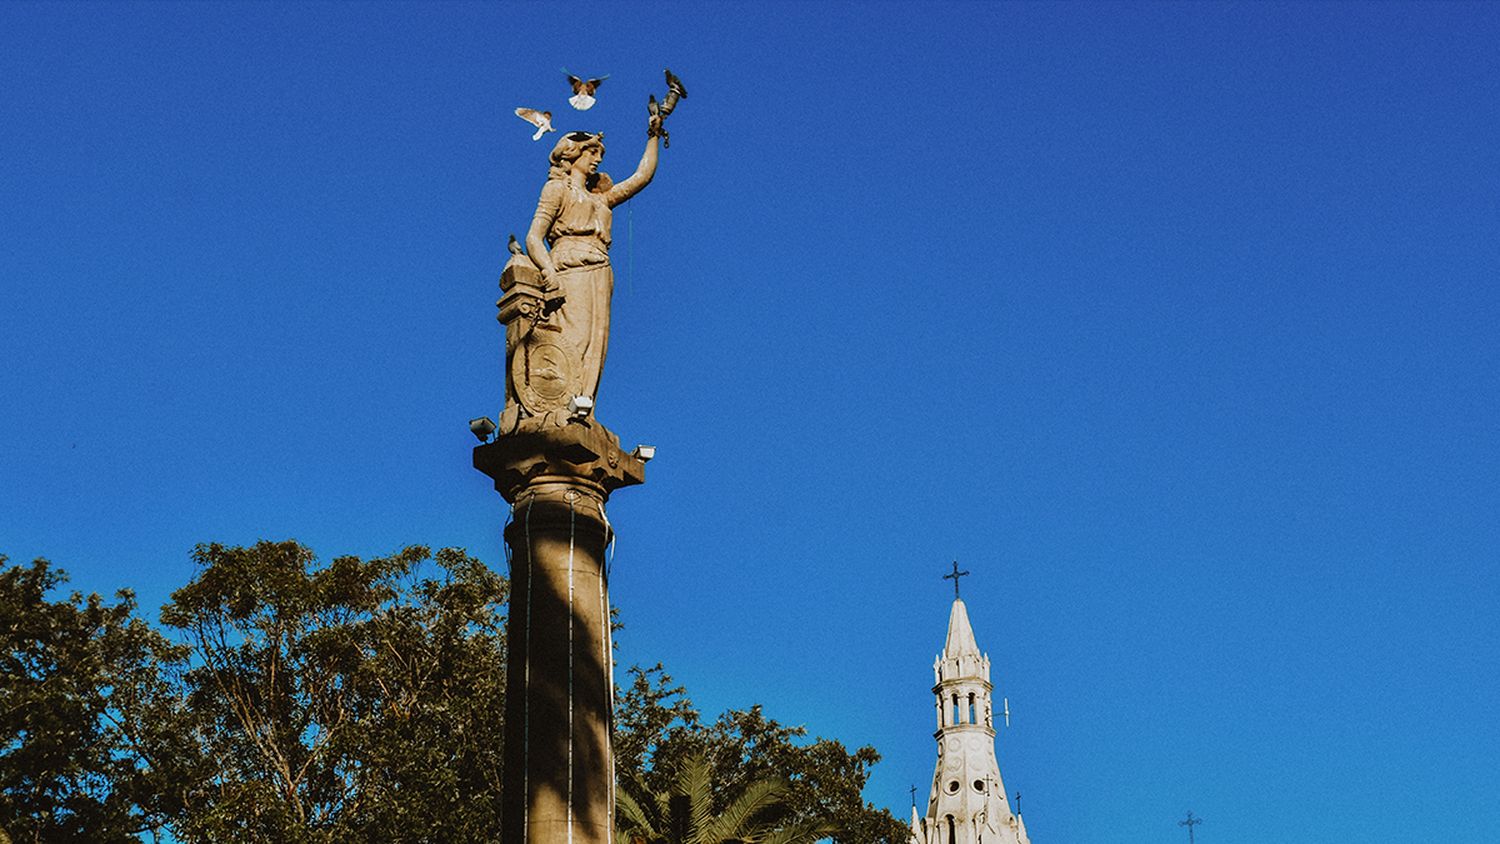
[512,335,581,414]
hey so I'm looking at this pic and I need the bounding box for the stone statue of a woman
[510,112,661,418]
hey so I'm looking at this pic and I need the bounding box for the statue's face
[573,147,602,177]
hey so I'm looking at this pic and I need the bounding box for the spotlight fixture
[469,416,497,442]
[632,445,656,462]
[567,395,594,420]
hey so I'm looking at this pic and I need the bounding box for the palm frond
[679,754,715,844]
[618,751,828,844]
[750,819,838,844]
[616,786,658,841]
[699,776,788,843]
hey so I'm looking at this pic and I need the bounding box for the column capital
[474,415,646,503]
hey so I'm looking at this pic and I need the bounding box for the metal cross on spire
[1179,811,1204,844]
[943,560,971,599]
[909,784,918,809]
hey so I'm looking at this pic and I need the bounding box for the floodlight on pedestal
[469,416,497,442]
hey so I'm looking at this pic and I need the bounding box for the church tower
[911,569,1031,844]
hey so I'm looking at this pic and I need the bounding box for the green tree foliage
[615,666,911,844]
[0,556,183,843]
[5,544,908,844]
[158,541,508,842]
[617,752,834,844]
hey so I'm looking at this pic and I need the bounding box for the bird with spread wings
[562,68,609,111]
[514,107,555,141]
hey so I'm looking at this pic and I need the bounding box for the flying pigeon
[514,107,555,141]
[562,68,608,111]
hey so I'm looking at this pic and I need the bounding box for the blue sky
[3,2,1498,841]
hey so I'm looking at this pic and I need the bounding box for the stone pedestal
[474,416,645,844]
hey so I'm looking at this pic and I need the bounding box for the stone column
[475,417,645,844]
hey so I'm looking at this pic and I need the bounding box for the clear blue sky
[3,2,1498,841]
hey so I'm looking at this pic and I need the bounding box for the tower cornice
[932,677,994,695]
[932,724,996,740]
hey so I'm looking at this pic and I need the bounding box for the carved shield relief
[511,331,582,415]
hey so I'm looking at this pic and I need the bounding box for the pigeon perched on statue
[514,108,555,141]
[649,69,689,148]
[661,68,687,115]
[562,69,608,111]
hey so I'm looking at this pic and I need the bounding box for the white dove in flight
[562,68,608,111]
[514,107,555,141]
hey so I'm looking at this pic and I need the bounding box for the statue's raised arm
[603,113,661,208]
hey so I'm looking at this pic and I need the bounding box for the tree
[617,752,833,844]
[5,542,911,843]
[0,556,183,843]
[614,666,911,844]
[157,541,508,842]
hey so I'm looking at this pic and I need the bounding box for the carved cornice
[474,416,646,504]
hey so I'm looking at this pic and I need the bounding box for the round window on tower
[973,779,986,792]
[947,780,960,794]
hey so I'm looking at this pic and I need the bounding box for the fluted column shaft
[503,480,614,844]
[474,417,645,844]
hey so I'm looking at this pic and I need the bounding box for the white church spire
[940,597,985,677]
[913,566,1032,844]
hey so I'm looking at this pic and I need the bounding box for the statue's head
[549,131,606,183]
